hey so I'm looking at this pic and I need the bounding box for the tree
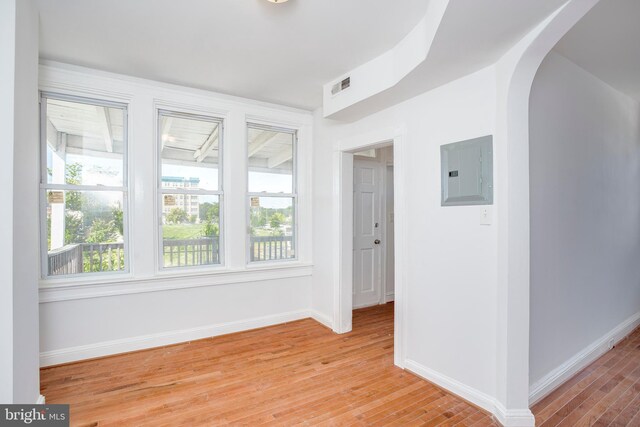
[250,208,267,228]
[202,221,219,237]
[86,218,118,243]
[65,163,83,210]
[112,206,124,235]
[65,211,84,244]
[166,207,188,224]
[201,205,219,237]
[199,202,219,222]
[269,212,286,230]
[64,163,85,244]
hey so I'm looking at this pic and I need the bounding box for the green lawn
[162,224,205,240]
[163,224,287,239]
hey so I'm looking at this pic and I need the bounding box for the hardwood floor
[41,303,497,426]
[532,326,640,427]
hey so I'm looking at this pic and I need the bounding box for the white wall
[0,0,17,404]
[313,67,499,402]
[0,0,40,404]
[36,63,315,366]
[529,52,640,386]
[41,277,311,364]
[12,0,40,403]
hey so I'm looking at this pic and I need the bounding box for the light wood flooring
[40,304,640,426]
[532,325,640,426]
[41,303,498,426]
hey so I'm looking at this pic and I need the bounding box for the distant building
[161,176,200,221]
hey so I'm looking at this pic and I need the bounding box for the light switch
[480,207,492,225]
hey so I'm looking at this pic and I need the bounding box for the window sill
[39,262,313,303]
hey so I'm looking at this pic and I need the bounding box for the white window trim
[39,91,131,280]
[156,109,225,271]
[37,61,313,301]
[246,122,299,265]
[39,263,313,303]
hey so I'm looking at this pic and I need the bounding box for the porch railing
[48,235,294,275]
[163,238,220,267]
[250,235,294,262]
[48,243,125,276]
[48,244,84,276]
[83,243,125,273]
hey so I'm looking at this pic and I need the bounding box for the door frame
[332,126,408,368]
[383,163,395,304]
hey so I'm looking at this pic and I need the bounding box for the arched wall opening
[493,0,600,421]
[528,0,640,405]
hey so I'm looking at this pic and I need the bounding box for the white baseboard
[36,395,45,404]
[309,309,333,329]
[40,309,311,367]
[493,402,535,427]
[405,359,496,413]
[405,359,534,427]
[385,292,395,303]
[529,311,640,406]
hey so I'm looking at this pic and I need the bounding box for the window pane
[160,114,220,191]
[162,194,220,267]
[46,98,125,187]
[46,190,125,276]
[249,197,295,261]
[248,126,294,193]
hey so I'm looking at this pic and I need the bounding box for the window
[41,93,128,277]
[247,123,297,262]
[158,110,223,268]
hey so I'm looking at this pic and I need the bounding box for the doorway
[352,147,394,309]
[332,129,407,368]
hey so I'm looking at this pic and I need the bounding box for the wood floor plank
[41,303,494,426]
[572,362,640,426]
[532,326,640,427]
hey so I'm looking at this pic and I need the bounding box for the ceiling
[553,0,640,102]
[328,0,569,121]
[420,0,568,90]
[34,0,430,110]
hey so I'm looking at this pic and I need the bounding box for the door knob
[374,239,381,245]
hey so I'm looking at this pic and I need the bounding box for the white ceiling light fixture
[267,0,289,3]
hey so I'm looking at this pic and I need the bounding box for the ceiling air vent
[331,76,351,96]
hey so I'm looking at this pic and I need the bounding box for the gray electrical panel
[441,135,493,206]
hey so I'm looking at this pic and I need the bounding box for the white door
[353,159,383,308]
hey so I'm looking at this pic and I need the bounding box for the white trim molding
[308,309,333,330]
[40,309,319,367]
[36,395,46,405]
[493,402,535,427]
[333,125,408,371]
[406,359,534,427]
[405,359,496,414]
[38,60,314,293]
[39,264,312,303]
[529,311,640,406]
[385,292,395,303]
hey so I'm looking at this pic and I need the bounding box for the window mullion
[247,193,296,198]
[42,184,127,192]
[160,188,222,196]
